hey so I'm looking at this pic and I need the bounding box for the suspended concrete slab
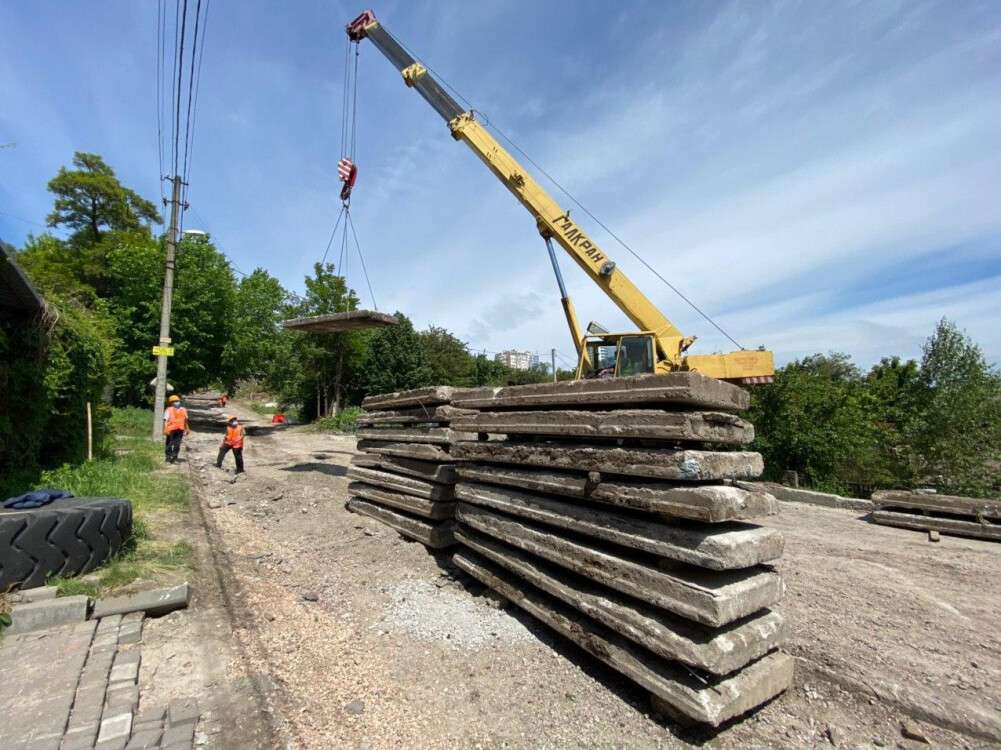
[282,310,398,333]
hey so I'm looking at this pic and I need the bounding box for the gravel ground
[174,395,1001,749]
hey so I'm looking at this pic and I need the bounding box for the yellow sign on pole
[152,345,175,357]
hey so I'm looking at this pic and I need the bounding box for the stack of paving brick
[347,386,475,549]
[446,373,793,727]
[871,490,1001,541]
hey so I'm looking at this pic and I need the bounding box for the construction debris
[447,372,790,725]
[871,490,1001,542]
[282,310,398,333]
[346,387,465,548]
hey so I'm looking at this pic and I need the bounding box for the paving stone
[7,595,90,634]
[455,526,786,675]
[348,482,455,520]
[361,385,457,410]
[167,698,199,728]
[97,712,133,743]
[105,685,139,713]
[161,742,195,750]
[452,409,754,444]
[92,584,190,619]
[456,503,783,627]
[355,439,452,462]
[124,728,162,749]
[161,723,195,745]
[355,426,475,445]
[452,372,750,411]
[457,463,778,522]
[118,622,143,645]
[94,738,128,750]
[454,549,793,727]
[134,705,166,724]
[109,660,140,684]
[346,465,454,499]
[25,735,61,750]
[60,723,98,748]
[451,440,764,482]
[351,453,457,484]
[61,733,98,750]
[456,481,783,570]
[346,498,456,549]
[121,612,145,625]
[96,614,123,632]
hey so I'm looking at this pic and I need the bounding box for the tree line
[6,152,999,498]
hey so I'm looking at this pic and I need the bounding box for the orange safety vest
[164,406,188,434]
[225,425,245,449]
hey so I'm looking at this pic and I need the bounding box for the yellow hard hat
[168,395,180,403]
[227,415,238,421]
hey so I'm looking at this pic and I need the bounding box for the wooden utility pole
[152,176,183,440]
[86,402,93,460]
[551,348,557,382]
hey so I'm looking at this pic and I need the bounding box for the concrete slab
[455,526,786,674]
[361,386,457,411]
[451,372,750,412]
[457,464,778,522]
[741,481,873,512]
[346,465,454,500]
[351,454,457,484]
[871,510,1001,541]
[451,440,764,482]
[456,503,782,627]
[456,482,782,570]
[282,310,398,333]
[453,549,792,726]
[7,595,89,634]
[356,440,452,463]
[872,490,1001,520]
[452,409,753,444]
[356,426,476,445]
[92,584,190,619]
[347,499,457,549]
[348,482,456,520]
[356,405,477,426]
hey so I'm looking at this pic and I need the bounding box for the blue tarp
[2,489,74,510]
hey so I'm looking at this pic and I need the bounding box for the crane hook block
[338,157,358,201]
[346,10,377,41]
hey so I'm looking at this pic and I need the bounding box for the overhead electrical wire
[381,28,745,351]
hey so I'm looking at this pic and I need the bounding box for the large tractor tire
[0,497,133,591]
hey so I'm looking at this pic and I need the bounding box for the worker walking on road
[216,415,246,474]
[163,395,190,464]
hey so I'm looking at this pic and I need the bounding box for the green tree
[866,356,921,486]
[418,326,475,386]
[47,152,161,245]
[357,313,426,397]
[906,319,1001,496]
[222,269,291,388]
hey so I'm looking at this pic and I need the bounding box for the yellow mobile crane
[346,11,774,384]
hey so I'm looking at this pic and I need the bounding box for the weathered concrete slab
[740,481,873,512]
[456,482,782,569]
[455,526,786,674]
[356,405,477,426]
[451,440,764,482]
[347,498,457,548]
[357,439,452,463]
[451,372,750,412]
[282,310,398,333]
[457,463,778,522]
[348,482,456,520]
[356,426,476,445]
[871,510,1001,542]
[453,549,792,726]
[362,386,457,411]
[351,454,457,484]
[346,465,454,500]
[451,409,754,444]
[92,583,190,619]
[456,503,782,627]
[7,595,89,634]
[872,490,1001,520]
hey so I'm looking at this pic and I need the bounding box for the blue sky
[2,0,999,369]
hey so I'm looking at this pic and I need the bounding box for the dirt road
[175,398,1001,749]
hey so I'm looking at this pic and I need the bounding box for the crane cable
[382,28,746,351]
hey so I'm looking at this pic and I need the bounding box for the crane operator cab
[576,330,657,379]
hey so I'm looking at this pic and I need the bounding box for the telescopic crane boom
[347,10,774,383]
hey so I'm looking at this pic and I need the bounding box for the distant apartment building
[494,349,534,371]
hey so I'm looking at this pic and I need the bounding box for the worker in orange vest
[163,394,190,464]
[216,415,246,474]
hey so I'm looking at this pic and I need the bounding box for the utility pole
[551,348,557,383]
[152,176,183,441]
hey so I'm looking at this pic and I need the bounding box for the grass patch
[34,407,193,597]
[310,406,363,433]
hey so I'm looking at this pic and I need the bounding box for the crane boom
[347,11,774,382]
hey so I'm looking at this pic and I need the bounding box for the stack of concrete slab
[447,373,793,726]
[347,386,476,549]
[871,490,1001,541]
